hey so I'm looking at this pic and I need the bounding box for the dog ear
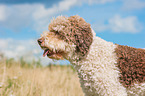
[68,16,93,59]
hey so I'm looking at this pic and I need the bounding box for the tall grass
[0,58,84,96]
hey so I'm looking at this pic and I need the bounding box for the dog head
[38,15,93,61]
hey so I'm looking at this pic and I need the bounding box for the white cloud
[122,0,145,10]
[0,38,9,48]
[0,5,6,21]
[58,0,78,11]
[0,39,38,61]
[108,15,142,33]
[16,45,25,52]
[0,0,79,32]
[87,0,115,4]
[92,15,142,33]
[0,39,39,58]
[0,0,116,33]
[0,4,37,32]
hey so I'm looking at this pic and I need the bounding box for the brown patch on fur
[115,45,145,88]
[49,15,93,59]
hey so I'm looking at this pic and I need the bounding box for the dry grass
[0,59,84,96]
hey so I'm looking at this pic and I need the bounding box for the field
[0,58,84,96]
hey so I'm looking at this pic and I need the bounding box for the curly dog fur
[38,15,145,96]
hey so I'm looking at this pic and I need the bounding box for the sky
[0,0,145,65]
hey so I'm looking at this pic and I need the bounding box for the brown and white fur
[37,15,145,96]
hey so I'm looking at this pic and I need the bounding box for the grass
[0,58,84,96]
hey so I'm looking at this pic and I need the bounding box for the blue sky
[0,0,145,65]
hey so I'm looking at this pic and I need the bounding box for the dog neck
[69,34,125,95]
[70,35,114,67]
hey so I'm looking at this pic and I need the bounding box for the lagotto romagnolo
[37,15,145,96]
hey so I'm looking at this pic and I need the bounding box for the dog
[38,15,145,96]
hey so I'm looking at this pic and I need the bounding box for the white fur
[70,30,127,96]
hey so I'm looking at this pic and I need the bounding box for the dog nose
[37,38,43,45]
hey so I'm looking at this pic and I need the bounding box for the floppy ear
[68,16,93,59]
